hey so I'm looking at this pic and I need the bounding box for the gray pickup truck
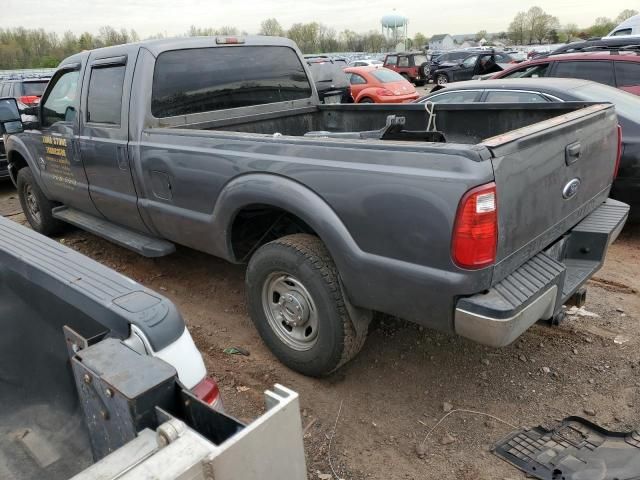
[0,36,629,376]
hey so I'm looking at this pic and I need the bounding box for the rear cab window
[152,46,313,118]
[552,61,615,86]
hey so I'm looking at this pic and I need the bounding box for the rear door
[483,104,619,280]
[78,47,149,233]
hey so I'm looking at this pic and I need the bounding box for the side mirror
[0,97,24,134]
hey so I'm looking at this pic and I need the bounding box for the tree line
[1,8,638,69]
[506,7,638,45]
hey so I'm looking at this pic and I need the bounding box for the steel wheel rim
[262,272,319,351]
[24,184,41,224]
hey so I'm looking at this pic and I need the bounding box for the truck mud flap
[493,416,640,480]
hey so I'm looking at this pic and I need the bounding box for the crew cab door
[27,64,99,214]
[78,49,149,233]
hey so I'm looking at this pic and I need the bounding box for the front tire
[246,234,371,377]
[17,168,64,235]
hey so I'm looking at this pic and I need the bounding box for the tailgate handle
[565,142,581,165]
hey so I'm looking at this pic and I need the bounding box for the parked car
[432,51,514,85]
[383,52,429,85]
[0,77,49,179]
[0,36,628,377]
[418,77,640,220]
[492,50,640,95]
[545,37,640,57]
[0,77,49,106]
[344,66,419,103]
[427,49,485,80]
[605,13,640,38]
[348,58,383,67]
[305,56,351,103]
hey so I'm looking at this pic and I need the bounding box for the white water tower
[381,11,408,51]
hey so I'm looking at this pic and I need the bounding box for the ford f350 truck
[0,36,629,376]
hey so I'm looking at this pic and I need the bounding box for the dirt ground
[1,179,638,479]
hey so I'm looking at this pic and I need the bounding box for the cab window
[611,28,632,36]
[461,56,478,68]
[41,70,80,127]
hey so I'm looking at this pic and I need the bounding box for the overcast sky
[4,0,638,37]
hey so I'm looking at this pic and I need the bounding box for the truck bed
[165,102,599,145]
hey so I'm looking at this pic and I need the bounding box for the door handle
[565,142,581,165]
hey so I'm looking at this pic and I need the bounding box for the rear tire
[246,234,371,377]
[436,73,449,86]
[17,168,64,235]
[359,97,374,103]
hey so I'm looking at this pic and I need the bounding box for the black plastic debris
[493,416,640,480]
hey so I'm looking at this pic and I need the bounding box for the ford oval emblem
[562,178,581,199]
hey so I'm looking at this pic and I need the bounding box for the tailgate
[483,104,619,282]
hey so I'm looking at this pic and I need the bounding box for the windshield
[571,82,640,119]
[371,69,405,83]
[23,81,48,96]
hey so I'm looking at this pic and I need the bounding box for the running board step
[52,206,175,257]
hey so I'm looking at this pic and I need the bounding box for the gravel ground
[1,177,638,479]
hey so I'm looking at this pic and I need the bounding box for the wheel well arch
[229,204,318,262]
[7,150,28,183]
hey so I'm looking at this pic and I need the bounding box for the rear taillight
[614,124,622,179]
[377,88,394,96]
[452,182,498,269]
[193,377,222,408]
[19,95,39,106]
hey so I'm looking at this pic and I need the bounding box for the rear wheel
[17,168,64,235]
[436,73,449,86]
[359,97,374,103]
[246,234,371,377]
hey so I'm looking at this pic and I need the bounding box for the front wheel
[436,73,449,86]
[17,168,64,235]
[246,234,371,377]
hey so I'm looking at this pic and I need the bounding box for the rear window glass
[615,61,640,87]
[152,46,312,118]
[22,81,48,96]
[553,61,615,86]
[371,69,405,83]
[307,62,349,88]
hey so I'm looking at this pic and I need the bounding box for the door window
[461,56,478,68]
[398,57,409,67]
[553,61,615,86]
[386,56,398,66]
[614,61,640,87]
[41,70,80,127]
[87,65,126,125]
[426,90,481,103]
[485,90,549,103]
[502,63,550,78]
[611,28,632,36]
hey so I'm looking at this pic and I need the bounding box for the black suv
[428,50,483,80]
